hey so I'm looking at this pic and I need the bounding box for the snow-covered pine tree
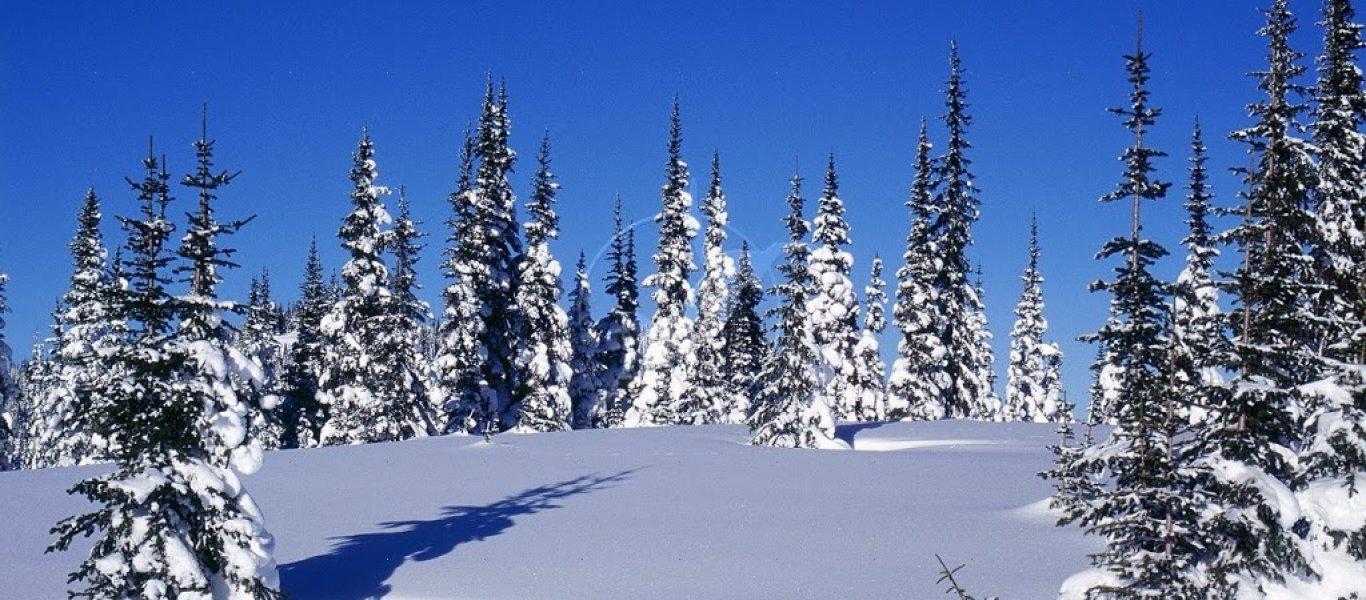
[567,252,602,429]
[749,172,840,449]
[680,151,731,424]
[175,111,273,471]
[31,189,118,468]
[1195,1,1323,590]
[807,154,862,423]
[439,80,526,433]
[0,271,14,469]
[890,121,950,421]
[49,141,281,599]
[931,43,996,420]
[281,238,328,448]
[239,269,286,449]
[1063,27,1210,598]
[721,242,766,424]
[1170,122,1226,430]
[434,126,486,434]
[849,256,888,421]
[595,197,641,427]
[389,186,437,437]
[317,130,416,445]
[627,97,698,427]
[969,266,1000,419]
[1003,215,1065,423]
[511,133,573,433]
[1301,0,1366,562]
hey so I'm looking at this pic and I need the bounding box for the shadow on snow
[834,421,896,446]
[280,469,637,599]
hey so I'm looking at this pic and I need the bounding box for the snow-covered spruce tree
[1061,30,1209,599]
[317,130,418,445]
[850,256,888,421]
[389,186,436,437]
[931,43,996,419]
[969,266,1000,419]
[31,189,118,468]
[567,252,602,429]
[1195,1,1324,590]
[175,112,273,472]
[439,80,526,433]
[1003,215,1066,423]
[511,133,573,433]
[0,271,14,468]
[594,197,641,427]
[1170,122,1226,431]
[280,238,328,448]
[49,143,281,599]
[749,172,841,449]
[1302,0,1366,562]
[627,98,698,427]
[238,269,286,449]
[434,126,486,434]
[721,242,766,424]
[679,151,731,424]
[890,121,950,421]
[807,154,862,422]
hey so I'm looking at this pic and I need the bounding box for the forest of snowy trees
[0,0,1365,597]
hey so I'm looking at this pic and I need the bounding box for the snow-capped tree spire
[512,131,573,432]
[850,255,888,421]
[807,153,861,422]
[890,120,949,421]
[627,97,698,427]
[595,196,641,427]
[750,170,839,448]
[721,242,766,424]
[932,43,995,419]
[567,252,601,429]
[1003,214,1065,423]
[680,150,731,424]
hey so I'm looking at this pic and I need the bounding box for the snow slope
[0,421,1097,599]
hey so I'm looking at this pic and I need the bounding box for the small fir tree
[595,198,641,427]
[721,242,767,424]
[567,252,602,429]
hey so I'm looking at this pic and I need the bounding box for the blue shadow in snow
[834,421,896,446]
[280,470,636,599]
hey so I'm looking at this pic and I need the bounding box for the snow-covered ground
[0,421,1097,599]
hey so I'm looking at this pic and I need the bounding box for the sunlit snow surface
[0,421,1098,599]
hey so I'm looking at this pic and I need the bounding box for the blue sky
[0,2,1310,405]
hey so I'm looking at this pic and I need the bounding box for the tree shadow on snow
[279,470,636,599]
[834,421,896,446]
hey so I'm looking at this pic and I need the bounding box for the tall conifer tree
[680,152,731,424]
[595,198,641,427]
[807,155,861,422]
[721,243,766,424]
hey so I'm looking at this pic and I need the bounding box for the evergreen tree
[970,266,1000,419]
[511,133,573,432]
[440,80,526,433]
[567,252,601,429]
[50,141,281,599]
[0,271,14,468]
[1198,0,1322,589]
[389,186,436,437]
[595,198,640,427]
[1003,215,1065,423]
[239,269,287,449]
[850,256,888,421]
[1302,0,1366,561]
[680,151,731,424]
[316,130,416,444]
[281,238,328,448]
[721,242,766,424]
[749,172,840,448]
[32,189,119,467]
[807,154,862,422]
[890,122,950,421]
[627,98,698,427]
[1064,28,1210,598]
[931,43,996,419]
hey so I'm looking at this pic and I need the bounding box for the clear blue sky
[0,1,1303,406]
